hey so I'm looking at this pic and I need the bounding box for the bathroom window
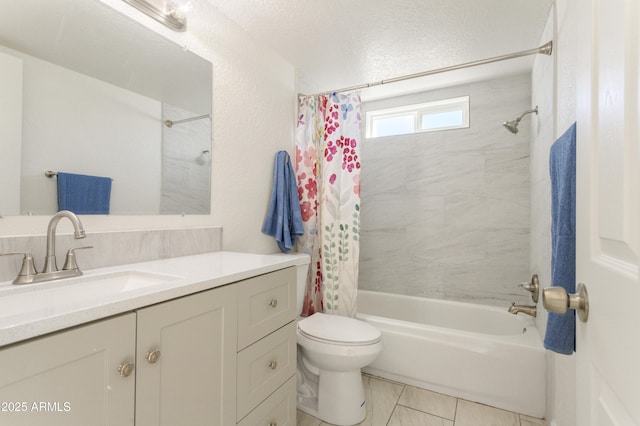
[365,96,469,138]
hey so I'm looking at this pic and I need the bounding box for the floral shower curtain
[295,92,361,318]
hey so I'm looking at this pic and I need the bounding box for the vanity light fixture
[122,0,190,31]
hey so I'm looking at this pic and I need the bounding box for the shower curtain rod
[164,113,211,128]
[298,41,552,99]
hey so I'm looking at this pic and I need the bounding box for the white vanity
[0,251,306,426]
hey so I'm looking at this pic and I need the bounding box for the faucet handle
[517,274,539,303]
[1,252,38,285]
[62,246,93,272]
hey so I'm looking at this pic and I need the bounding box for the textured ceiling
[207,0,553,99]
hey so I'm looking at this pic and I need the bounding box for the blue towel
[544,123,576,355]
[57,172,112,214]
[261,151,304,253]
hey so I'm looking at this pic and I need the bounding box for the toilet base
[297,368,366,426]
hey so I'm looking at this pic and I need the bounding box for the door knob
[542,283,589,322]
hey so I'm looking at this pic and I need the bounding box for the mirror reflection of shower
[503,106,538,134]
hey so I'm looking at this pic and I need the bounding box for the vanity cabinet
[0,313,137,426]
[0,266,296,426]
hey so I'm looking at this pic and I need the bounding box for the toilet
[293,256,383,426]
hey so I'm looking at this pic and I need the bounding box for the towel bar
[45,171,113,181]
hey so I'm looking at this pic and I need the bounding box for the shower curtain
[295,92,361,318]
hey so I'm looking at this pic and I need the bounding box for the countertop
[0,251,309,347]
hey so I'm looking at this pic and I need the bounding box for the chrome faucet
[1,211,92,285]
[508,302,537,317]
[42,210,86,273]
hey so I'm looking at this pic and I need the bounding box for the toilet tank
[291,254,310,315]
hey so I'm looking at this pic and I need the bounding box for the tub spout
[508,302,537,317]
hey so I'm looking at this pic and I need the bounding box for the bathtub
[356,290,545,418]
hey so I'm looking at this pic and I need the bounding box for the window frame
[365,96,470,138]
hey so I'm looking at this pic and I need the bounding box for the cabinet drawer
[237,267,296,350]
[237,376,296,426]
[237,322,296,420]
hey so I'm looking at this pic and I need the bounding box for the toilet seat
[297,313,382,346]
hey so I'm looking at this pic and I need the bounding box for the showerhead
[503,120,520,134]
[503,106,538,135]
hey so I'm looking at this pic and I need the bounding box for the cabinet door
[135,285,237,426]
[0,313,136,426]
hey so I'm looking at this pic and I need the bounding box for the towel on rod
[544,122,576,355]
[57,172,112,215]
[261,151,303,253]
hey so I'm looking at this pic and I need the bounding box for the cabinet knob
[268,299,278,308]
[268,360,278,370]
[268,423,277,426]
[118,361,135,377]
[145,349,161,364]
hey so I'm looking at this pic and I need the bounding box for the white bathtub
[356,290,545,418]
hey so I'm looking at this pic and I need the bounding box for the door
[135,285,237,426]
[0,313,136,426]
[576,0,640,424]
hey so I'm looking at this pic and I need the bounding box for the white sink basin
[0,270,181,319]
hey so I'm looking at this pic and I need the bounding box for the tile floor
[297,374,547,426]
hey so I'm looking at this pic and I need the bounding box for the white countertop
[0,251,309,347]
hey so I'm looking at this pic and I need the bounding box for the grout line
[395,402,456,423]
[453,397,459,424]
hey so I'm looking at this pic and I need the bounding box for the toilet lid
[297,313,381,345]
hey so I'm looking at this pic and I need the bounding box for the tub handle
[518,274,539,303]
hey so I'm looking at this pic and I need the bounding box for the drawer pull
[268,423,277,426]
[118,361,135,377]
[268,299,278,308]
[145,349,161,364]
[268,360,278,370]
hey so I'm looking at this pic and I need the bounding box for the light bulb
[169,1,193,20]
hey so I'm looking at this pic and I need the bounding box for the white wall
[205,6,297,253]
[0,0,296,257]
[0,51,22,217]
[531,0,578,424]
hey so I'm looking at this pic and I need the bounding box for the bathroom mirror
[0,0,212,216]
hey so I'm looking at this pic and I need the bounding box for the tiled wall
[359,74,532,307]
[0,227,221,283]
[161,103,211,215]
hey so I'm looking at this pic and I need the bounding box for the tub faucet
[42,210,87,274]
[508,302,537,317]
